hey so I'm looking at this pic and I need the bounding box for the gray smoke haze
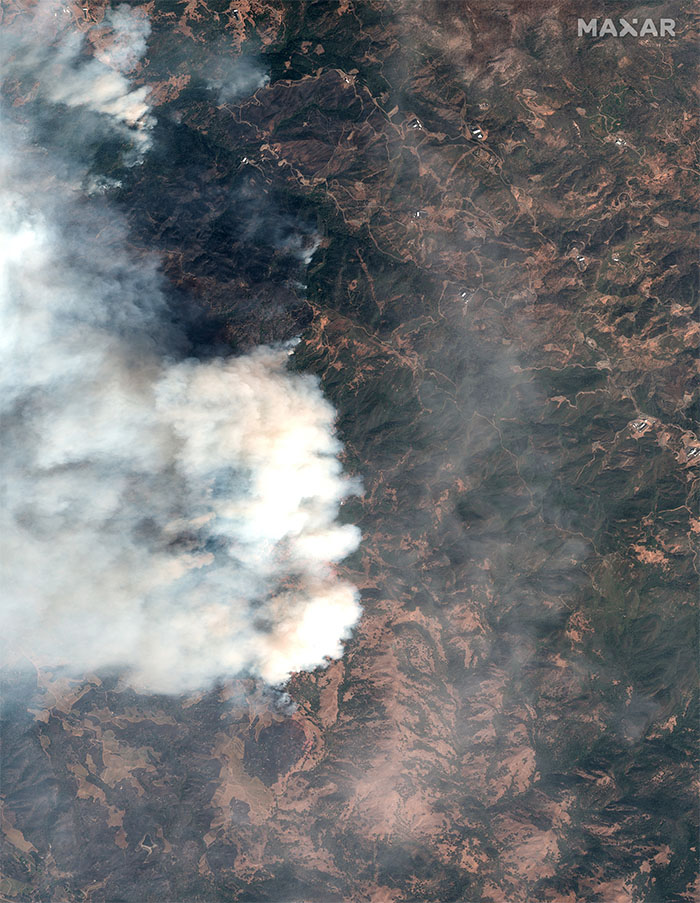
[0,2,361,694]
[207,56,269,104]
[93,4,152,73]
[2,2,153,159]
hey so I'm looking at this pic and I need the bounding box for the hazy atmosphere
[1,2,361,693]
[0,1,697,901]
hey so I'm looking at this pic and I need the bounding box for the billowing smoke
[93,4,152,73]
[1,1,153,164]
[207,56,269,104]
[0,3,361,694]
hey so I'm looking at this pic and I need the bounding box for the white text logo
[577,18,676,37]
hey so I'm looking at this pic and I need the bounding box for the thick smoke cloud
[0,2,361,694]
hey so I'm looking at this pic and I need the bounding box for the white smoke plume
[207,56,269,104]
[1,1,153,157]
[93,4,152,73]
[0,3,362,694]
